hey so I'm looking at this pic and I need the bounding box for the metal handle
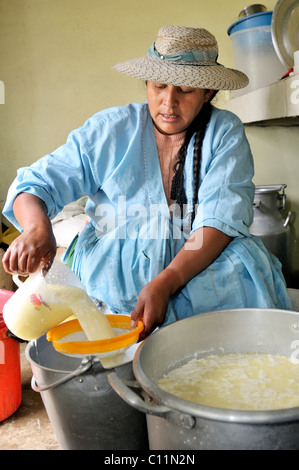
[31,358,94,392]
[277,184,287,211]
[284,211,292,228]
[107,371,195,429]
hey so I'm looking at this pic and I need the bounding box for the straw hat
[113,25,248,90]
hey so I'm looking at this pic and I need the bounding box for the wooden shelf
[226,73,299,126]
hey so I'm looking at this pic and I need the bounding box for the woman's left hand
[130,276,172,340]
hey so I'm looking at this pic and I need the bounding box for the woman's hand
[2,193,57,275]
[130,269,179,340]
[2,225,56,276]
[130,280,170,340]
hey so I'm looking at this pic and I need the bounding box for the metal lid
[227,11,272,36]
[254,184,287,194]
[238,4,267,18]
[271,0,299,68]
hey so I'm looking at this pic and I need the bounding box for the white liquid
[49,285,124,368]
[157,353,299,411]
[6,292,73,341]
[48,285,115,341]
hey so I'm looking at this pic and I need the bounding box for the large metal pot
[108,309,299,450]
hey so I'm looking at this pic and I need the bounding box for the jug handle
[12,274,24,288]
[12,267,44,287]
[107,371,195,430]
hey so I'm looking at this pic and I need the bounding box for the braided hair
[170,99,214,225]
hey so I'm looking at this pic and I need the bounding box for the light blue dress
[3,103,293,325]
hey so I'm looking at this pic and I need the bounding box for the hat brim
[112,56,248,91]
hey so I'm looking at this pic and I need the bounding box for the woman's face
[147,81,214,135]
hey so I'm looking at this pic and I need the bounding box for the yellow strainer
[46,314,144,356]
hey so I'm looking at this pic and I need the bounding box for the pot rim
[25,340,77,374]
[133,309,299,425]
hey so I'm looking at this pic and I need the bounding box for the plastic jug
[227,11,287,96]
[3,261,83,341]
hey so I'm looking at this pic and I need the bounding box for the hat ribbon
[148,44,218,63]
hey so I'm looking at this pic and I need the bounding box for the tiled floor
[0,342,60,450]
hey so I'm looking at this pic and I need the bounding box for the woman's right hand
[2,193,57,275]
[2,224,57,276]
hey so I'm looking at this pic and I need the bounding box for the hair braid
[191,102,212,224]
[170,101,212,224]
[170,127,193,208]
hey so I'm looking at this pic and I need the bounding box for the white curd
[157,353,299,411]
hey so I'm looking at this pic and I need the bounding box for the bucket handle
[31,358,94,392]
[108,371,195,430]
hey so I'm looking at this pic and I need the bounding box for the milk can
[250,184,292,284]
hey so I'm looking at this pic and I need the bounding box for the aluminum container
[26,335,148,450]
[109,309,299,450]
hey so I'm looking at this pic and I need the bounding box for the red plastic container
[0,289,22,421]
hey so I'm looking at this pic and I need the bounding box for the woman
[2,26,292,338]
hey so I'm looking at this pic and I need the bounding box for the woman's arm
[131,226,232,338]
[2,193,57,275]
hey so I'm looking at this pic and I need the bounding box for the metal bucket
[25,335,148,450]
[108,309,299,450]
